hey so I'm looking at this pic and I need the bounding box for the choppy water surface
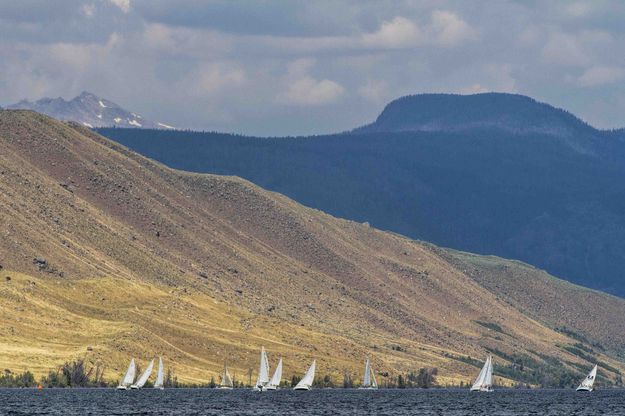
[0,388,623,415]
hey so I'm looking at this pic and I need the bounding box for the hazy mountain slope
[7,91,173,130]
[2,110,625,387]
[98,93,625,296]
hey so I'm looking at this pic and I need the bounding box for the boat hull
[116,386,129,390]
[293,386,310,391]
[576,387,593,392]
[470,387,494,392]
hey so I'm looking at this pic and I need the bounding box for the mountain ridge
[4,109,625,386]
[98,92,625,296]
[6,91,174,130]
[353,93,600,137]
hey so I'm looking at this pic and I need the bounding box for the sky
[1,0,625,136]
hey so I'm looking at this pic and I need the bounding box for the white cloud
[197,65,246,93]
[578,66,625,87]
[363,16,422,49]
[542,32,590,67]
[241,12,475,56]
[278,59,345,106]
[138,23,232,60]
[429,10,477,46]
[358,79,389,102]
[542,30,612,68]
[278,77,345,105]
[81,3,96,18]
[360,12,475,50]
[45,33,121,73]
[180,63,246,97]
[108,0,131,14]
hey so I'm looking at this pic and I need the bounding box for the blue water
[0,388,622,415]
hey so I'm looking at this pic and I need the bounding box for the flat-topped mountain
[354,93,598,138]
[7,91,174,130]
[99,93,625,296]
[3,109,625,387]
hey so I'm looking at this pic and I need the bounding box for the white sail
[470,355,493,392]
[363,358,371,387]
[154,357,164,389]
[483,355,493,388]
[220,364,234,388]
[118,358,136,389]
[360,357,377,389]
[294,360,316,390]
[254,347,270,389]
[576,365,597,391]
[132,359,154,389]
[267,358,283,389]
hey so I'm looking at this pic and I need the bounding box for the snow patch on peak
[8,92,169,129]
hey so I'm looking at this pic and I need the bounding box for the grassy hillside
[2,110,625,387]
[98,93,625,296]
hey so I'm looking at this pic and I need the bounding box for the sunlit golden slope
[1,110,625,386]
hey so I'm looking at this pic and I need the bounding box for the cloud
[2,1,625,134]
[429,10,477,46]
[542,32,590,67]
[82,3,96,18]
[194,63,247,94]
[358,79,389,102]
[109,0,131,14]
[578,66,625,87]
[361,12,476,50]
[542,30,613,68]
[363,17,422,49]
[278,77,345,105]
[277,59,345,106]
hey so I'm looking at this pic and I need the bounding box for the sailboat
[294,360,316,391]
[131,359,154,389]
[359,357,378,389]
[576,364,598,392]
[253,346,270,391]
[117,358,136,390]
[266,357,283,390]
[153,357,165,390]
[219,364,234,389]
[470,355,494,392]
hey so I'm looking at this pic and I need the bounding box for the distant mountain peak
[353,92,596,138]
[7,91,175,130]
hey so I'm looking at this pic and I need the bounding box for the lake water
[0,388,622,415]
